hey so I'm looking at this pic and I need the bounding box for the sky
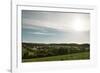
[22,10,90,44]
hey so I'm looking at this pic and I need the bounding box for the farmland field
[22,43,90,62]
[22,52,90,62]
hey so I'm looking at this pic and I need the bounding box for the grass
[22,52,90,62]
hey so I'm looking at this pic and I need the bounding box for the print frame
[11,1,97,73]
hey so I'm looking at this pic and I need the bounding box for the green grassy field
[22,52,90,62]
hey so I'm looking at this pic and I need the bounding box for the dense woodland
[22,43,90,59]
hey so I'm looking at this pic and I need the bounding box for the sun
[72,18,86,32]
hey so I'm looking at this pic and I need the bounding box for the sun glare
[72,18,86,32]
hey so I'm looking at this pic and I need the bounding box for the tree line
[22,43,90,59]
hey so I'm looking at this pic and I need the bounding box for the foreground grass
[22,52,90,62]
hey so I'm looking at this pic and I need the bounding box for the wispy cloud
[22,10,90,31]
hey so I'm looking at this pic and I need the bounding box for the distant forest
[22,42,90,59]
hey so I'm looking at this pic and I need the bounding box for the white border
[11,2,97,73]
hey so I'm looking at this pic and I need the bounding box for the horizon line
[22,42,90,44]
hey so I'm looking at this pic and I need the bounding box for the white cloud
[22,11,90,32]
